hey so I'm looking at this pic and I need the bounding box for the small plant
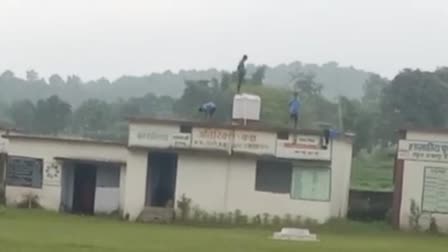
[294,215,302,227]
[251,214,261,225]
[218,213,226,223]
[226,212,234,224]
[209,212,218,224]
[428,216,439,234]
[192,206,202,222]
[234,209,242,224]
[409,199,422,232]
[283,214,293,226]
[262,213,270,225]
[272,215,281,226]
[17,192,41,209]
[176,194,192,221]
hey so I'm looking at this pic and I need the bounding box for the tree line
[2,67,448,154]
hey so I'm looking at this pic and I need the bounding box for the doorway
[72,164,97,214]
[146,152,177,207]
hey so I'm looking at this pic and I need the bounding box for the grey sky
[1,0,447,81]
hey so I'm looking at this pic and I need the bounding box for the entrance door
[146,152,177,207]
[72,164,97,214]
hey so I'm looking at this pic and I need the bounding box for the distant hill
[0,61,372,106]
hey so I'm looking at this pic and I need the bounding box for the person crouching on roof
[199,102,216,119]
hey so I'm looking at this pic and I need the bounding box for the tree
[66,75,82,86]
[291,72,323,98]
[381,69,448,140]
[251,65,266,85]
[9,100,36,132]
[49,74,65,86]
[34,95,72,134]
[73,99,112,133]
[26,70,39,82]
[1,70,15,79]
[220,72,231,91]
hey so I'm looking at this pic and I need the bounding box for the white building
[3,118,353,223]
[393,129,448,232]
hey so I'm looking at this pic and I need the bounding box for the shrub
[176,194,192,221]
[409,199,422,232]
[428,217,439,234]
[262,213,270,225]
[283,214,293,226]
[17,193,41,209]
[251,214,261,225]
[272,215,281,226]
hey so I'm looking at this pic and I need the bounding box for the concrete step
[138,207,174,223]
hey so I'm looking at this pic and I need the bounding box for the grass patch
[0,209,447,252]
[351,149,394,191]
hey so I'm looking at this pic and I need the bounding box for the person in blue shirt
[199,102,216,119]
[289,92,300,129]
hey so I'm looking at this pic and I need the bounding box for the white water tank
[232,93,261,121]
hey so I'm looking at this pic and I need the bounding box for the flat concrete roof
[129,117,327,136]
[3,133,127,147]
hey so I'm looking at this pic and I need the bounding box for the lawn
[0,209,447,252]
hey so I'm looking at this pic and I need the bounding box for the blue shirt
[289,98,300,115]
[200,102,216,112]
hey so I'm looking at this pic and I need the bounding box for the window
[255,160,291,193]
[180,125,192,133]
[277,131,289,140]
[6,156,43,188]
[291,162,331,201]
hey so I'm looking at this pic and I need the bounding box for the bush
[17,193,41,209]
[409,199,422,232]
[176,194,192,221]
[428,217,439,234]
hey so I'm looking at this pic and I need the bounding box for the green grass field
[0,209,447,252]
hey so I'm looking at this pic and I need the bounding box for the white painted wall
[175,153,229,212]
[5,137,127,211]
[0,130,7,153]
[406,130,448,142]
[122,149,148,220]
[174,139,352,223]
[329,139,353,217]
[399,160,448,233]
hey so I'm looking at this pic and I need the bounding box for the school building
[1,94,354,223]
[393,128,448,232]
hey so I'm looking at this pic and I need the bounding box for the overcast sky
[1,0,447,80]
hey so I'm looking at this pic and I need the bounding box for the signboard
[6,156,42,188]
[398,140,448,163]
[422,167,448,213]
[232,130,276,155]
[129,123,191,149]
[43,161,61,186]
[276,135,331,161]
[192,127,233,151]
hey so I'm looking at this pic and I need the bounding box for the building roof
[3,133,127,147]
[130,117,327,135]
[399,128,448,135]
[54,156,126,165]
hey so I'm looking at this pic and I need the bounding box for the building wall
[174,138,352,223]
[5,138,127,211]
[0,130,7,153]
[398,130,448,233]
[122,149,148,220]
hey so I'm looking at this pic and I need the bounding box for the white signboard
[192,127,233,151]
[232,130,276,155]
[422,167,448,213]
[276,135,331,161]
[43,160,61,186]
[398,140,448,162]
[129,123,191,148]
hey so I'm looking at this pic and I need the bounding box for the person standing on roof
[199,101,216,119]
[289,91,301,129]
[237,55,248,93]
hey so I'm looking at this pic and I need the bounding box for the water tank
[232,93,261,121]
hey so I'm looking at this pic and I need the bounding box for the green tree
[73,99,113,133]
[9,100,36,132]
[251,65,266,85]
[49,74,65,86]
[381,69,448,140]
[291,72,323,98]
[34,95,72,134]
[26,70,39,82]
